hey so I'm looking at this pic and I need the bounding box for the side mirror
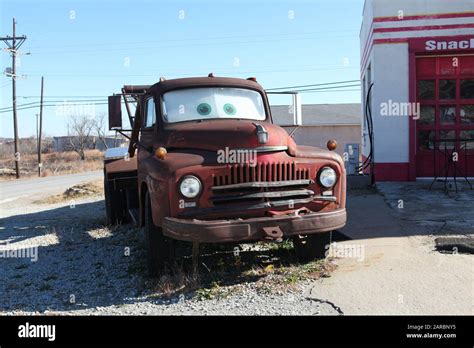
[267,91,302,126]
[292,93,302,126]
[108,95,122,130]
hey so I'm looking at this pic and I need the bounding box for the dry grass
[0,150,104,180]
[141,241,337,301]
[33,180,103,205]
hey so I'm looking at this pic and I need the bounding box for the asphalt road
[0,171,103,205]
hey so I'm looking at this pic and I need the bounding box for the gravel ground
[0,192,339,315]
[3,178,469,316]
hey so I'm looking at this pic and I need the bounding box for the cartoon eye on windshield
[223,103,236,115]
[197,103,212,115]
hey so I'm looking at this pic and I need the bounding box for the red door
[415,55,474,177]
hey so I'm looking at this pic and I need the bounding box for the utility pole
[36,113,39,146]
[1,18,27,179]
[38,76,44,177]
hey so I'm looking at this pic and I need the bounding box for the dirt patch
[34,180,103,204]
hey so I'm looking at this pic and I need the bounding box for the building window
[418,80,435,100]
[460,130,474,149]
[438,130,455,149]
[460,105,474,124]
[439,79,456,100]
[460,79,474,99]
[417,130,435,150]
[419,106,435,125]
[440,106,456,124]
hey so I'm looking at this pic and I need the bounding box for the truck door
[138,96,157,172]
[139,96,157,158]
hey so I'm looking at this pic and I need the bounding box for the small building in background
[52,136,127,152]
[271,103,361,157]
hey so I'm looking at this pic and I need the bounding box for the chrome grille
[212,162,310,186]
[211,162,313,206]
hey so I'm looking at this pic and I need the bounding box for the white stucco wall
[371,43,409,163]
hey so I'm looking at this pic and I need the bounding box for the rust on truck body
[104,75,346,251]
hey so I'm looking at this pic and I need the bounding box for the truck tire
[293,232,331,263]
[144,191,175,278]
[104,178,125,225]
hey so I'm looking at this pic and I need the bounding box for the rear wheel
[293,232,331,262]
[144,191,175,278]
[104,177,125,225]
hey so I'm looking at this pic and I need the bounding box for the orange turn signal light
[327,140,337,151]
[155,147,167,159]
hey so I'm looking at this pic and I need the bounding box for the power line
[0,98,108,111]
[297,88,360,94]
[19,66,359,79]
[0,102,109,113]
[11,79,361,103]
[30,34,358,55]
[1,89,361,113]
[26,29,358,50]
[1,79,362,114]
[293,83,361,92]
[18,95,109,99]
[21,61,356,76]
[267,79,360,91]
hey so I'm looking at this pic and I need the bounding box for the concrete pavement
[0,171,103,205]
[306,186,473,315]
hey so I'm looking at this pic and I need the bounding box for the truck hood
[164,120,296,152]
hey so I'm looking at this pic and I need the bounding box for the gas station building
[360,0,474,181]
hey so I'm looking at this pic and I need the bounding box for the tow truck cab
[104,76,346,276]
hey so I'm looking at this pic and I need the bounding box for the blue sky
[0,0,364,137]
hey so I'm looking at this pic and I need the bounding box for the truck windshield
[161,87,266,123]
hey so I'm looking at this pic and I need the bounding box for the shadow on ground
[0,200,334,312]
[0,201,145,313]
[3,180,470,313]
[341,182,474,240]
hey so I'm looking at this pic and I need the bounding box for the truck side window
[145,98,156,128]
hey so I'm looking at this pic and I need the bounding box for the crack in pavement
[306,297,344,315]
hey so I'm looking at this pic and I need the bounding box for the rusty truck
[104,75,346,277]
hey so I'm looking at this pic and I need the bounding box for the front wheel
[104,177,125,225]
[293,232,331,263]
[144,191,175,277]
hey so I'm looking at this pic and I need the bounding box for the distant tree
[67,115,94,160]
[93,113,109,150]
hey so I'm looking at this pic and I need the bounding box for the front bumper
[162,208,346,243]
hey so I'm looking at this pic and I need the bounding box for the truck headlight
[318,167,337,188]
[179,175,202,198]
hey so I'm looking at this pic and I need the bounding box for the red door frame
[408,34,474,180]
